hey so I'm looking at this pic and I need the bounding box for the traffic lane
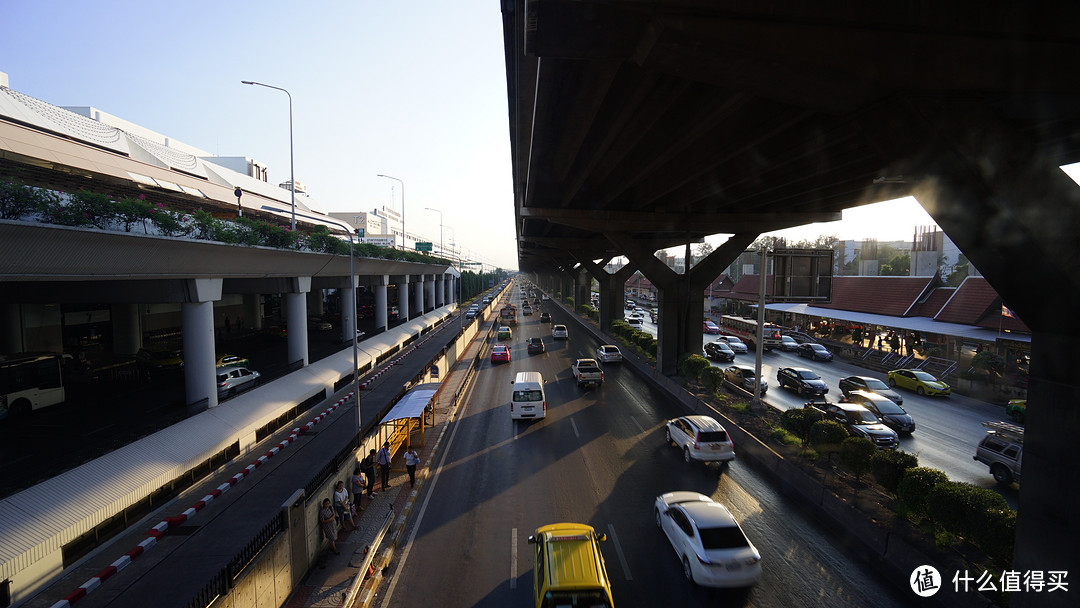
[382,313,909,607]
[570,367,909,607]
[703,343,1019,505]
[378,322,628,606]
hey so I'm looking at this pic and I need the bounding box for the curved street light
[424,206,443,258]
[241,80,295,231]
[377,174,405,250]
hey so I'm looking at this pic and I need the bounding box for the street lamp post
[241,80,295,231]
[377,174,405,250]
[424,207,443,258]
[287,210,361,426]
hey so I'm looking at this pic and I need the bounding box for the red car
[490,344,511,363]
[703,320,721,334]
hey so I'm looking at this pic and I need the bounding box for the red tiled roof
[816,276,934,317]
[937,277,1030,331]
[726,274,774,301]
[907,287,956,317]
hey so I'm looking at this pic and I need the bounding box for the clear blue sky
[1,1,942,270]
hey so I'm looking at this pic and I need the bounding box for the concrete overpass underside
[502,2,1080,605]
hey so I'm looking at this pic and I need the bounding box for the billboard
[771,248,833,303]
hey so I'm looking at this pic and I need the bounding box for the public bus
[500,305,518,325]
[0,352,66,419]
[718,315,783,351]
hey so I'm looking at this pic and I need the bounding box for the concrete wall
[205,312,481,608]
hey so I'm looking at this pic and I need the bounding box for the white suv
[665,415,735,464]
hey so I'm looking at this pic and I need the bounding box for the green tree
[809,419,848,462]
[879,252,910,276]
[840,437,877,481]
[0,179,58,220]
[946,254,970,286]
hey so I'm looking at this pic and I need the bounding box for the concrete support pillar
[307,289,325,317]
[182,301,217,408]
[415,277,425,315]
[1,303,24,354]
[435,275,445,307]
[179,278,222,408]
[575,269,590,311]
[425,275,436,311]
[374,276,389,331]
[398,276,410,322]
[605,232,757,375]
[340,276,357,343]
[243,294,262,330]
[580,260,637,331]
[111,303,141,356]
[284,277,310,366]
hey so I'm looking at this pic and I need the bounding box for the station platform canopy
[760,302,1030,344]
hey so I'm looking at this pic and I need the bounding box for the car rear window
[697,430,728,443]
[698,525,750,549]
[513,390,543,402]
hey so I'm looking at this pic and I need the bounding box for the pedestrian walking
[361,449,377,498]
[319,498,340,554]
[333,481,355,531]
[376,442,392,491]
[404,447,420,487]
[352,466,367,511]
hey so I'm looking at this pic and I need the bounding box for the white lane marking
[607,524,633,581]
[510,528,518,589]
[570,416,580,438]
[379,389,470,607]
[629,415,645,434]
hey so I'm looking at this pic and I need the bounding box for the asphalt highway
[373,293,911,607]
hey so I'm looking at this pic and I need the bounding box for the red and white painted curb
[48,393,354,608]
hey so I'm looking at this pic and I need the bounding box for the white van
[511,371,546,420]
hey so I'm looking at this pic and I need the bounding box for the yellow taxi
[528,522,614,607]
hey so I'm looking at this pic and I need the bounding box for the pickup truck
[571,358,605,388]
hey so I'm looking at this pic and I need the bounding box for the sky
[1,1,942,270]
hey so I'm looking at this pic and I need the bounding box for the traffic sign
[415,242,433,252]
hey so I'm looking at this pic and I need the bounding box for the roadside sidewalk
[282,311,489,608]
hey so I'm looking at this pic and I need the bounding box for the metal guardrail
[185,511,287,608]
[342,505,395,608]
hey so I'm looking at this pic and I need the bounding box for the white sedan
[654,491,762,588]
[596,345,623,363]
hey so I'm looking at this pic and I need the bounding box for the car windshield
[797,371,820,380]
[493,346,507,353]
[912,371,938,382]
[727,337,744,344]
[862,378,889,390]
[851,410,880,424]
[811,344,827,351]
[698,525,750,550]
[875,401,905,414]
[513,390,543,401]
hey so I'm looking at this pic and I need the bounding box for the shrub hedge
[897,467,949,520]
[869,450,919,495]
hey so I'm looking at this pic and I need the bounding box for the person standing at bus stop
[361,449,377,499]
[376,441,392,491]
[404,446,420,487]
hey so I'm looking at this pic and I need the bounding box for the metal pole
[754,246,768,409]
[378,174,405,250]
[424,207,443,257]
[241,81,295,231]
